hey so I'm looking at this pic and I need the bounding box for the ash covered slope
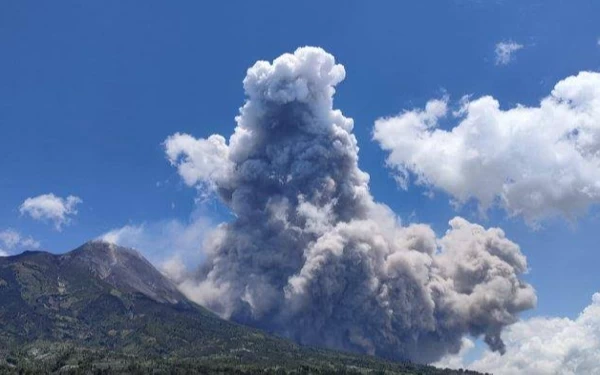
[63,240,185,304]
[0,241,480,374]
[166,46,536,363]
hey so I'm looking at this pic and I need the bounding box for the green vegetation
[0,249,484,375]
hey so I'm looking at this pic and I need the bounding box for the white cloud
[434,337,476,370]
[19,193,82,231]
[100,214,213,281]
[494,41,523,65]
[435,293,600,375]
[0,229,40,256]
[374,71,600,225]
[164,133,233,194]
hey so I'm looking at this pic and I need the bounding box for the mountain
[63,241,185,304]
[0,241,482,374]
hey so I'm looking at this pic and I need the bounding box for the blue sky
[2,1,600,370]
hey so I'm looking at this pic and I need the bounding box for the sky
[1,1,600,373]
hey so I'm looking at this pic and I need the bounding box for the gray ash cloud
[164,47,536,363]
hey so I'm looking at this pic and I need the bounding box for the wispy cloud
[0,229,40,256]
[494,40,523,65]
[101,213,214,282]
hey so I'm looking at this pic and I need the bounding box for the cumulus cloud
[436,293,600,375]
[434,337,476,370]
[0,229,40,256]
[101,214,213,282]
[165,47,535,363]
[494,41,523,65]
[374,71,600,225]
[19,193,82,230]
[165,133,233,193]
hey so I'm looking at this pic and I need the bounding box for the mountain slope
[0,241,481,374]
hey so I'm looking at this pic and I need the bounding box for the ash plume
[164,47,536,363]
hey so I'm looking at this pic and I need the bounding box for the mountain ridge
[0,241,483,374]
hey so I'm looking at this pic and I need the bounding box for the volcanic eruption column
[165,47,536,363]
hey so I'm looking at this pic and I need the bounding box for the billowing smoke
[164,47,536,363]
[435,293,600,375]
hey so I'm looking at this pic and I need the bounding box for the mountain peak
[82,239,145,258]
[62,240,185,304]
